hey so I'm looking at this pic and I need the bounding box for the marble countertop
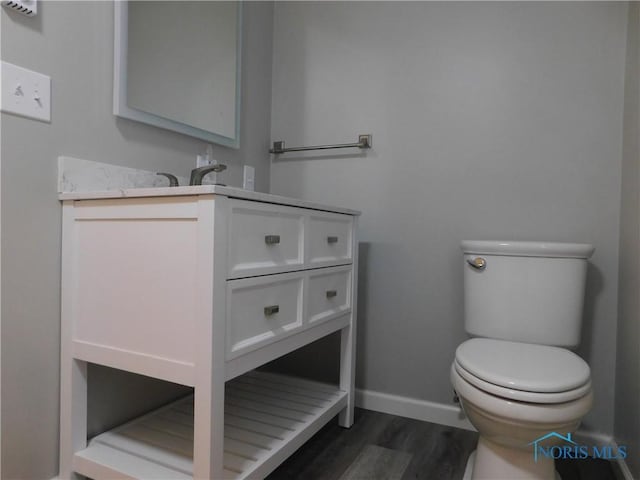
[59,184,361,216]
[57,156,360,215]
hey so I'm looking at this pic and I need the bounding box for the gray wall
[0,2,273,478]
[616,2,640,478]
[270,1,627,436]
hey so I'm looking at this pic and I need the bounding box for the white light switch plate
[1,61,51,122]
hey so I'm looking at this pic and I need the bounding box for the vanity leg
[59,202,87,480]
[59,359,87,480]
[339,220,358,428]
[193,375,225,480]
[339,324,356,428]
[193,195,227,479]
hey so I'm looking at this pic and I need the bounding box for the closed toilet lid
[455,338,590,393]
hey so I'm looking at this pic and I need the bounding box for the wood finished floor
[266,408,622,480]
[266,408,476,480]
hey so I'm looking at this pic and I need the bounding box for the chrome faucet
[189,164,227,186]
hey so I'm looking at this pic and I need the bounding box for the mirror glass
[114,1,241,148]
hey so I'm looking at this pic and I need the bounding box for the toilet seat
[454,361,591,403]
[454,338,591,404]
[451,363,593,426]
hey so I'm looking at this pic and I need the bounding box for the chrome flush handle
[467,257,487,270]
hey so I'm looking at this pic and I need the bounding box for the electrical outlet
[196,144,215,167]
[1,61,50,122]
[243,165,255,191]
[196,155,211,168]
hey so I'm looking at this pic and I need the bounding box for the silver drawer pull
[264,305,280,316]
[326,290,337,299]
[265,235,281,245]
[327,236,338,244]
[467,257,487,270]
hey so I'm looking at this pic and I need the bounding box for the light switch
[1,61,50,122]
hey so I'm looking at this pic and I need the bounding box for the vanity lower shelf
[73,371,348,480]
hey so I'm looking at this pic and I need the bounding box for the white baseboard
[572,429,612,446]
[355,387,475,431]
[355,387,635,479]
[610,439,636,480]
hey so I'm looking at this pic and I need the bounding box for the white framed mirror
[114,1,242,148]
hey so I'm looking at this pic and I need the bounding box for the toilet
[451,240,595,480]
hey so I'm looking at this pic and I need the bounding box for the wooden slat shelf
[72,372,348,479]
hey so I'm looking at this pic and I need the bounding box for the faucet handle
[156,172,179,187]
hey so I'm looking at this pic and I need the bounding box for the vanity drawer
[227,272,304,358]
[228,200,304,279]
[307,266,352,325]
[308,211,353,266]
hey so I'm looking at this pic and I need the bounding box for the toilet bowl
[452,338,592,480]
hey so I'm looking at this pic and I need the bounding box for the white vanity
[58,185,359,479]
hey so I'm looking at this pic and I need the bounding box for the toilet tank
[462,240,594,348]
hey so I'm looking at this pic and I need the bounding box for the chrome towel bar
[270,134,372,154]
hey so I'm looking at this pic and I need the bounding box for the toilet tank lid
[461,240,594,259]
[455,338,591,393]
